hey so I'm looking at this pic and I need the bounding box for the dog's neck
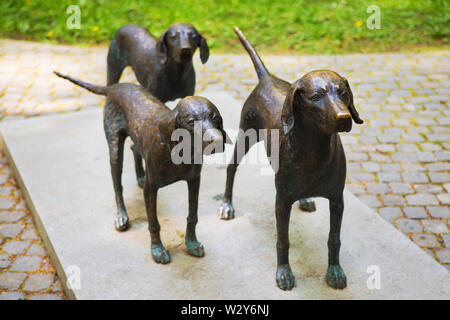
[166,59,193,81]
[290,119,335,165]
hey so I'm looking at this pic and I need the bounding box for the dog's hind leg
[219,128,258,220]
[185,177,204,257]
[131,144,145,188]
[275,194,295,291]
[326,194,347,289]
[143,177,170,264]
[107,38,127,85]
[104,102,129,231]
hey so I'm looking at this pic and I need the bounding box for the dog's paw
[151,244,171,264]
[185,239,205,257]
[218,201,235,220]
[326,264,347,289]
[299,198,316,212]
[114,212,129,232]
[276,264,296,291]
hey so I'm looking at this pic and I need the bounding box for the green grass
[0,0,448,54]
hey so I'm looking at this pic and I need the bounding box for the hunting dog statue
[107,23,210,188]
[218,27,363,290]
[107,23,209,102]
[54,71,230,264]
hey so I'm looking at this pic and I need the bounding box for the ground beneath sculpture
[0,92,447,299]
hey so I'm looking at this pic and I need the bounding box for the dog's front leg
[275,194,295,290]
[326,194,347,289]
[185,177,204,257]
[144,179,170,264]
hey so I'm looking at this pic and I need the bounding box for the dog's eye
[310,94,322,101]
[190,33,198,40]
[187,118,195,126]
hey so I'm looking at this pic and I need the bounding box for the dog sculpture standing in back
[54,72,230,264]
[107,23,210,188]
[107,23,209,102]
[218,28,363,290]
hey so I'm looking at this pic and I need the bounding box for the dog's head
[281,70,363,135]
[161,96,231,156]
[157,23,209,65]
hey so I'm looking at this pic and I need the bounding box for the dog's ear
[157,29,169,64]
[197,31,210,64]
[281,81,302,135]
[159,111,178,144]
[343,78,363,124]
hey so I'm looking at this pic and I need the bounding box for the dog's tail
[233,26,269,79]
[53,71,108,96]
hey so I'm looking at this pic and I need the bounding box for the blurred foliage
[0,0,448,53]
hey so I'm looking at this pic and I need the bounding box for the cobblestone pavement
[0,40,448,299]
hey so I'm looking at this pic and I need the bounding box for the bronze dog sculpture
[54,71,230,264]
[218,27,363,290]
[107,23,209,102]
[107,23,209,188]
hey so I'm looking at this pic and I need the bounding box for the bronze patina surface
[54,71,230,264]
[107,23,209,103]
[218,27,363,291]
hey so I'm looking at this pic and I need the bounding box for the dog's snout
[333,102,352,132]
[180,47,193,56]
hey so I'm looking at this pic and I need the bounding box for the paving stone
[378,172,402,182]
[435,151,450,161]
[10,256,42,272]
[0,272,27,290]
[413,184,442,194]
[381,195,405,206]
[375,144,395,153]
[20,225,39,240]
[0,292,26,300]
[429,172,450,183]
[2,240,30,254]
[23,273,54,292]
[435,249,450,264]
[0,197,15,209]
[0,223,24,238]
[361,162,380,172]
[348,172,375,182]
[0,210,26,222]
[411,234,441,248]
[402,172,429,183]
[437,194,450,205]
[378,207,402,223]
[396,219,423,233]
[406,193,439,205]
[26,243,46,256]
[380,163,401,172]
[443,234,450,248]
[357,195,381,208]
[427,206,450,219]
[0,259,11,269]
[422,220,449,234]
[403,207,428,219]
[417,152,436,162]
[390,182,414,194]
[366,183,390,194]
[346,183,365,195]
[392,152,418,162]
